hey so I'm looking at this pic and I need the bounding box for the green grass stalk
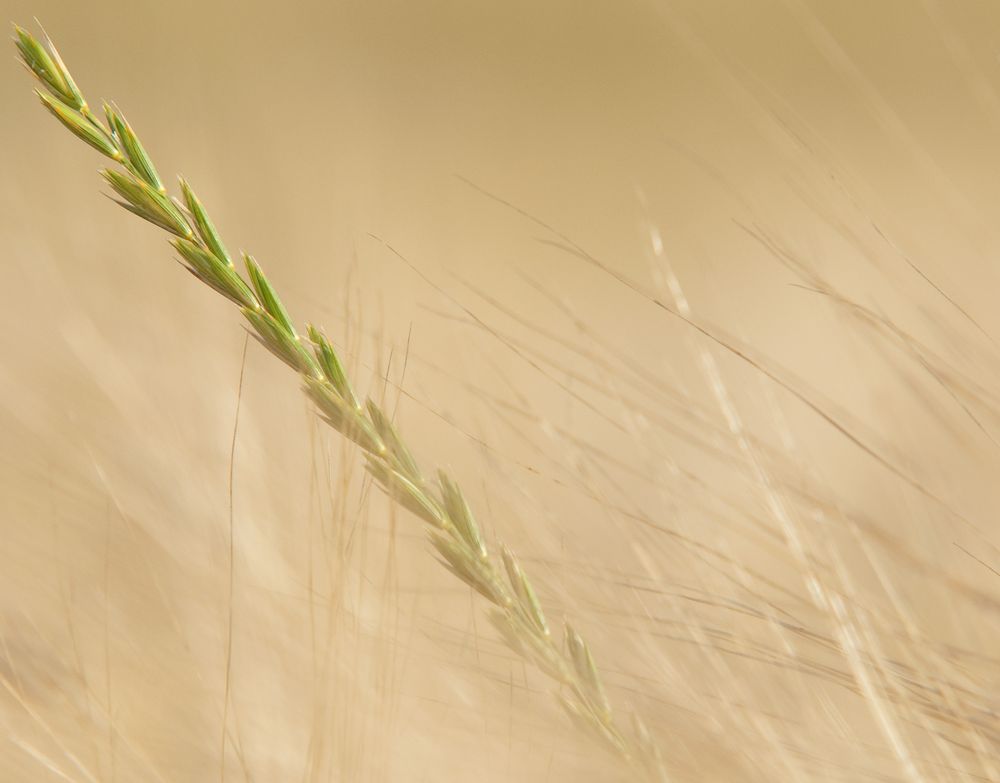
[13,23,667,781]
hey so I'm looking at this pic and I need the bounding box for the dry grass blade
[12,24,667,781]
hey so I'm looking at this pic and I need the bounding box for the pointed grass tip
[13,23,82,109]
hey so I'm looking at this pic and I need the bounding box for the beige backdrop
[2,1,1000,781]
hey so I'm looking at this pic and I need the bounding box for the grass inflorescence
[13,23,666,781]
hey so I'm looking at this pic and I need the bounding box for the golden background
[2,1,999,781]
